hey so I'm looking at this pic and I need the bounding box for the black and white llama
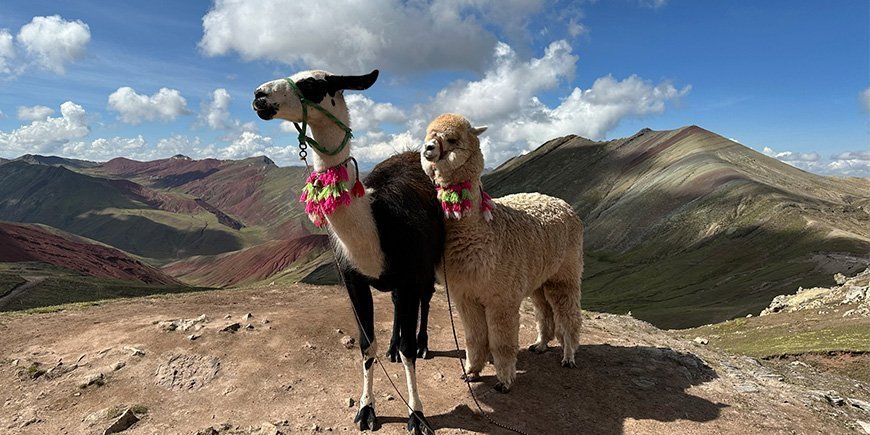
[252,69,442,435]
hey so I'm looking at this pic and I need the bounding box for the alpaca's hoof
[407,410,434,435]
[561,359,577,368]
[460,372,481,382]
[354,405,378,431]
[386,346,400,363]
[528,343,548,354]
[416,346,430,359]
[494,382,512,393]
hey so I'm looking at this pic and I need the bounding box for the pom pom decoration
[299,163,364,227]
[436,180,495,221]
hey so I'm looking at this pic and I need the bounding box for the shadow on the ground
[428,344,725,434]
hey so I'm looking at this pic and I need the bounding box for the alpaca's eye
[447,138,457,145]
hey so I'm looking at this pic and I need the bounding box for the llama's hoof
[353,404,378,431]
[460,372,481,382]
[528,343,548,354]
[416,345,430,359]
[561,359,577,368]
[386,346,400,363]
[407,410,434,435]
[493,382,512,393]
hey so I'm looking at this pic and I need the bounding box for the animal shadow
[429,344,725,434]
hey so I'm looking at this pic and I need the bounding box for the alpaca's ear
[326,69,379,93]
[470,126,488,136]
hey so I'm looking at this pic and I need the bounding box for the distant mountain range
[1,125,867,327]
[484,126,869,327]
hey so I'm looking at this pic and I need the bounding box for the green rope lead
[285,78,353,157]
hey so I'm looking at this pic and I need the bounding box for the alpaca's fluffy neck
[309,121,384,278]
[441,178,487,226]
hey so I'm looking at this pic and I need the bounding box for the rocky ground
[1,283,869,434]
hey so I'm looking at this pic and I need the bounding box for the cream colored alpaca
[420,113,584,392]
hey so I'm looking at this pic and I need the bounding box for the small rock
[834,273,848,285]
[693,337,709,345]
[262,319,271,324]
[340,335,355,349]
[790,360,809,367]
[245,324,255,330]
[11,359,19,367]
[849,397,870,412]
[311,423,321,432]
[103,408,139,434]
[385,394,395,401]
[124,346,145,357]
[243,313,253,321]
[79,372,104,388]
[188,334,201,341]
[736,383,760,393]
[745,313,753,318]
[111,361,125,371]
[224,314,231,319]
[335,329,343,335]
[304,342,316,350]
[345,397,354,408]
[220,323,241,333]
[820,390,845,406]
[433,372,445,381]
[857,420,870,434]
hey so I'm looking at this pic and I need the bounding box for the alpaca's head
[421,113,487,186]
[252,69,379,160]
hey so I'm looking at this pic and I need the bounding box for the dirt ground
[1,283,867,434]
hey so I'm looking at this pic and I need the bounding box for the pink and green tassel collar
[436,180,495,222]
[300,159,365,228]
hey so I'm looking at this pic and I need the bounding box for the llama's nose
[423,142,438,161]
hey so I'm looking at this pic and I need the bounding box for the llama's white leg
[529,286,555,353]
[359,340,377,407]
[399,353,423,413]
[486,303,520,393]
[455,296,488,381]
[545,280,582,368]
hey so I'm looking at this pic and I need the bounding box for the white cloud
[16,15,90,74]
[215,131,295,163]
[346,94,406,132]
[640,0,668,8]
[762,146,820,162]
[353,130,419,163]
[202,88,232,129]
[860,87,870,113]
[0,30,14,74]
[199,0,553,73]
[16,105,54,121]
[107,87,190,124]
[0,101,89,154]
[62,135,147,161]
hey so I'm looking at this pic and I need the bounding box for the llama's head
[421,113,487,186]
[252,69,379,166]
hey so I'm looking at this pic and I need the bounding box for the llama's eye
[447,138,457,145]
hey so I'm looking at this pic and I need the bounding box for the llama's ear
[470,126,488,136]
[326,69,379,93]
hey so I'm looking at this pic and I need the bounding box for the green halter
[285,78,353,157]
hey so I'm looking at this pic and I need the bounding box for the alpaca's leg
[343,270,378,431]
[544,276,582,368]
[528,286,555,353]
[486,303,520,393]
[386,291,401,362]
[455,296,488,381]
[416,285,434,359]
[395,287,433,435]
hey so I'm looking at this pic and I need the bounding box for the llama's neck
[441,178,487,226]
[309,122,384,278]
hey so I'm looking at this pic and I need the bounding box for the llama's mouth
[422,138,444,162]
[252,98,278,120]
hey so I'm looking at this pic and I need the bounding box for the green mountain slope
[484,126,870,328]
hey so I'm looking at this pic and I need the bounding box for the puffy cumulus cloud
[0,30,14,74]
[201,88,232,129]
[828,150,870,177]
[16,105,54,121]
[156,135,202,156]
[0,101,89,154]
[16,15,90,74]
[214,131,296,164]
[198,0,549,73]
[62,135,147,161]
[346,94,406,132]
[107,87,191,124]
[761,146,820,162]
[860,87,870,113]
[428,40,577,121]
[353,130,419,164]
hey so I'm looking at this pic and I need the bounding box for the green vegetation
[0,262,209,313]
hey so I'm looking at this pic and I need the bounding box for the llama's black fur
[340,151,443,361]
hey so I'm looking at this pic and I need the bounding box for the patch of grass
[130,404,149,415]
[0,273,26,298]
[26,362,45,380]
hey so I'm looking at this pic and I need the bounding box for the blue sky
[0,0,868,175]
